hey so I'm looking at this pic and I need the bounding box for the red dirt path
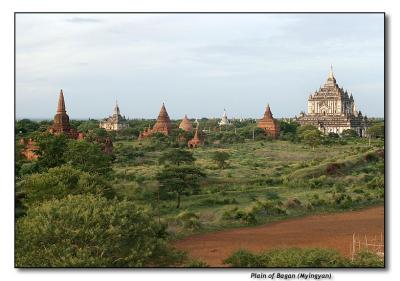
[173,206,384,266]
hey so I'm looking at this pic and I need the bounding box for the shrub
[176,211,202,230]
[15,194,184,267]
[224,248,348,267]
[351,250,384,267]
[284,197,302,209]
[367,176,384,189]
[17,165,115,206]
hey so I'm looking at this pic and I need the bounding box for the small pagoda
[179,114,193,132]
[257,104,280,138]
[188,125,203,148]
[139,103,172,139]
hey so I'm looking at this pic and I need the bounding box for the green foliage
[16,119,40,135]
[211,151,230,169]
[17,165,115,206]
[156,165,206,208]
[113,143,144,164]
[367,175,384,189]
[342,129,358,139]
[186,259,210,267]
[33,133,68,169]
[159,148,195,166]
[351,250,384,267]
[175,211,202,230]
[299,126,323,150]
[65,140,112,175]
[223,248,348,267]
[367,123,384,139]
[15,194,184,267]
[76,120,100,133]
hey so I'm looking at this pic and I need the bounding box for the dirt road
[173,206,384,266]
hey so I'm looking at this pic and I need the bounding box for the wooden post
[352,233,355,261]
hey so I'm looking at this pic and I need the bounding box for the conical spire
[113,99,120,115]
[329,65,334,79]
[57,89,66,113]
[152,103,171,135]
[264,104,273,118]
[179,114,193,132]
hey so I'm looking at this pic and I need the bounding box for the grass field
[111,138,384,238]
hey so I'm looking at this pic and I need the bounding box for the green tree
[211,151,230,169]
[298,126,323,150]
[342,129,358,139]
[156,165,206,208]
[65,140,112,175]
[15,194,184,267]
[17,165,115,206]
[158,148,195,166]
[33,133,68,169]
[15,119,40,135]
[367,123,384,139]
[77,119,100,133]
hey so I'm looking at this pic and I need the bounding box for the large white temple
[297,66,368,136]
[99,101,129,131]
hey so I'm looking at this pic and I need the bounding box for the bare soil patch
[173,206,384,266]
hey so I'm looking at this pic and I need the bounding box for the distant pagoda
[139,103,172,139]
[296,66,368,136]
[99,100,129,131]
[179,114,193,132]
[257,104,280,138]
[49,89,81,139]
[218,109,231,126]
[188,124,202,148]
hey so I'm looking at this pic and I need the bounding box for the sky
[15,13,384,119]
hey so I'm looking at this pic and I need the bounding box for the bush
[284,197,302,209]
[17,165,115,206]
[224,248,348,267]
[367,176,384,189]
[176,211,202,230]
[351,250,384,267]
[15,194,184,267]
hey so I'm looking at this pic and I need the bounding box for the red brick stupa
[257,104,280,138]
[188,125,203,148]
[49,89,78,138]
[179,114,193,132]
[19,138,39,160]
[139,103,172,139]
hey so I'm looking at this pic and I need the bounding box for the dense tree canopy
[33,133,68,169]
[17,165,115,206]
[158,148,196,166]
[16,194,183,267]
[65,140,112,175]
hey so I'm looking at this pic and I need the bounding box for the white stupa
[218,109,231,126]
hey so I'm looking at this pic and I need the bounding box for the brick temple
[179,114,193,132]
[257,104,280,138]
[48,89,83,139]
[139,103,172,139]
